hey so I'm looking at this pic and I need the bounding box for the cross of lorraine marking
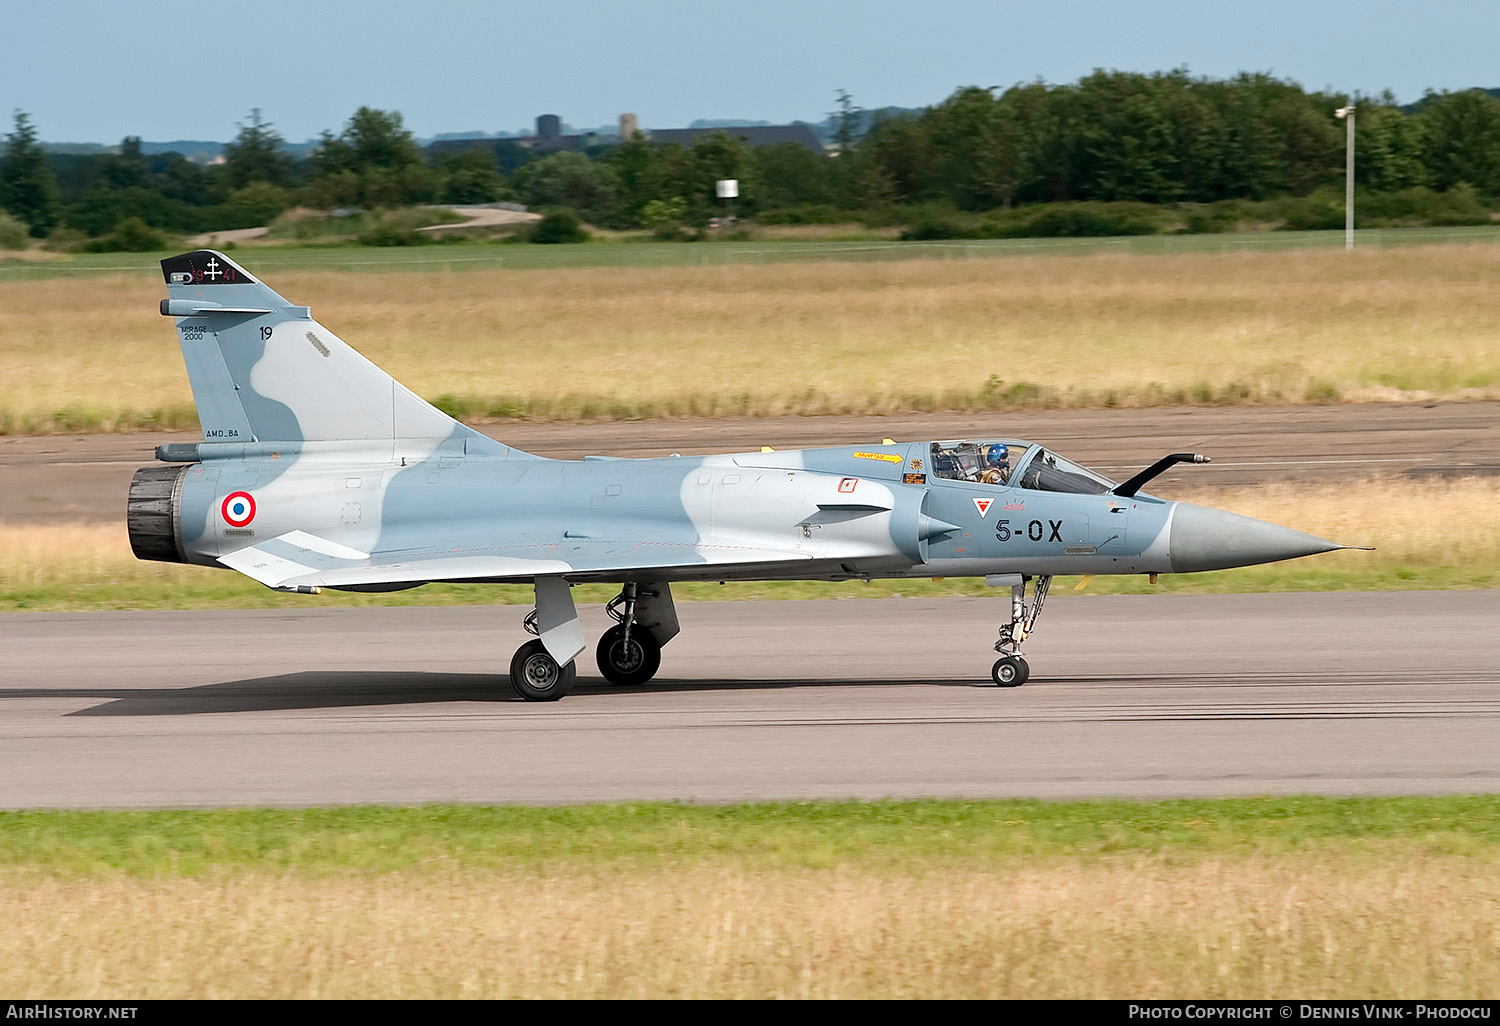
[204,258,222,281]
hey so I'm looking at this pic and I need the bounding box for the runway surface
[4,401,1498,523]
[2,592,1497,808]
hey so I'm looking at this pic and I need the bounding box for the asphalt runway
[4,401,1498,523]
[3,592,1497,808]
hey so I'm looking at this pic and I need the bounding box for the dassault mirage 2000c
[128,250,1369,699]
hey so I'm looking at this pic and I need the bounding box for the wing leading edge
[219,531,813,590]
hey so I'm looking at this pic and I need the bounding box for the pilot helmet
[987,444,1010,465]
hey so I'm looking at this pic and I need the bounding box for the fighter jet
[129,250,1369,698]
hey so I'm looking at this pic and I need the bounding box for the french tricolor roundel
[222,491,257,527]
[972,497,993,518]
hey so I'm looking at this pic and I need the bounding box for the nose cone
[1168,503,1347,573]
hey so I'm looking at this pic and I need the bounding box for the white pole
[1336,104,1356,251]
[1346,107,1355,250]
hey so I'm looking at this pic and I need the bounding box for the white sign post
[714,179,739,225]
[1335,105,1356,251]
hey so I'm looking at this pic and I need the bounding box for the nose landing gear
[991,574,1050,687]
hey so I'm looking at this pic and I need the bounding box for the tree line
[5,70,1500,243]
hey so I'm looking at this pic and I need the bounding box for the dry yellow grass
[1187,476,1500,568]
[2,859,1495,998]
[2,245,1498,431]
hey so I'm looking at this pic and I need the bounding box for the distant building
[423,113,824,160]
[644,124,822,152]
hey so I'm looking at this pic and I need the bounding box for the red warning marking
[222,491,256,527]
[972,497,993,518]
[838,477,858,493]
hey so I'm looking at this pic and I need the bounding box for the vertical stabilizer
[160,250,503,453]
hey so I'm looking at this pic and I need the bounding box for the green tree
[530,207,588,243]
[514,151,618,221]
[99,137,147,190]
[1356,95,1430,191]
[0,209,29,249]
[1202,75,1281,200]
[1159,71,1226,201]
[222,109,293,190]
[225,181,293,224]
[309,107,429,208]
[83,215,167,252]
[601,130,673,226]
[2,111,60,236]
[831,89,862,154]
[858,114,933,206]
[682,131,758,220]
[753,142,835,210]
[1070,72,1180,202]
[1420,89,1500,193]
[830,89,864,202]
[436,149,509,203]
[1267,89,1342,195]
[640,196,687,238]
[927,86,1022,209]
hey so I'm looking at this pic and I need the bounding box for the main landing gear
[510,637,576,701]
[596,583,663,687]
[510,579,678,700]
[991,574,1051,687]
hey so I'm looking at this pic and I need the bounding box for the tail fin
[160,250,503,453]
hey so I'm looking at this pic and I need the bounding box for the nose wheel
[992,575,1050,687]
[991,656,1029,687]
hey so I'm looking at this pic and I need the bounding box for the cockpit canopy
[928,440,1119,494]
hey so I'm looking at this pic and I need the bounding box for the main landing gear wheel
[510,639,576,701]
[596,625,661,686]
[991,656,1030,687]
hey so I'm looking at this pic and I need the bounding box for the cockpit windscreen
[1016,450,1118,495]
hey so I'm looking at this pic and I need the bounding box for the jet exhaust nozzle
[126,465,189,564]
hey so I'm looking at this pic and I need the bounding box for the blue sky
[5,0,1497,143]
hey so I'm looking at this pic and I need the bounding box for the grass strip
[5,798,1499,997]
[3,796,1500,878]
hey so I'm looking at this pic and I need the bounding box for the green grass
[3,796,1498,879]
[2,563,1492,614]
[10,225,1500,281]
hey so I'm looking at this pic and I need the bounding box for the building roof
[647,124,823,153]
[423,122,825,159]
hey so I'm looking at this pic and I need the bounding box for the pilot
[977,444,1010,485]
